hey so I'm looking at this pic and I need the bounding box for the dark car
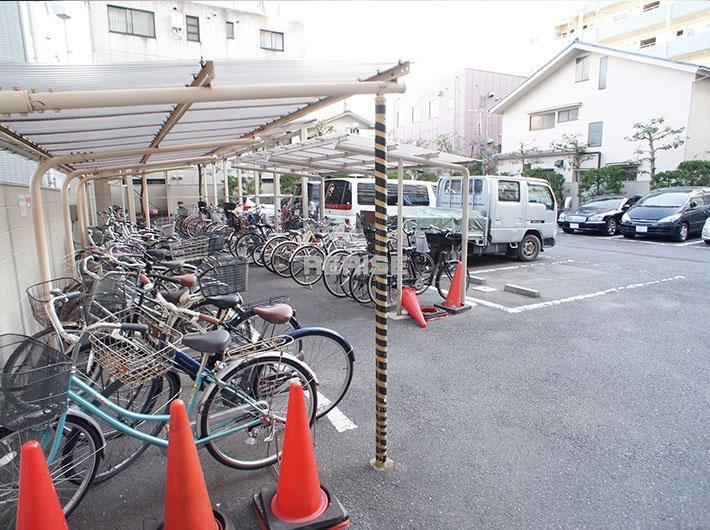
[558,195,640,236]
[620,187,710,242]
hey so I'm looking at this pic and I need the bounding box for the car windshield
[581,198,623,210]
[637,192,690,208]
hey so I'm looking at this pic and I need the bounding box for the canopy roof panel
[0,58,408,170]
[236,134,475,175]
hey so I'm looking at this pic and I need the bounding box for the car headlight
[589,214,605,221]
[659,213,681,223]
[558,212,566,221]
[621,213,631,222]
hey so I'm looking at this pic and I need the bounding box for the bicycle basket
[88,306,180,388]
[198,257,248,296]
[0,334,72,431]
[88,271,141,319]
[207,232,226,255]
[25,277,85,328]
[168,237,209,262]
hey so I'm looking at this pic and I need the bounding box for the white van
[323,178,436,228]
[436,175,557,261]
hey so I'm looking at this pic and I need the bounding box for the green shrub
[580,167,626,195]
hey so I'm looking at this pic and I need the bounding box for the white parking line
[465,275,686,314]
[317,392,357,433]
[611,237,704,247]
[473,259,575,274]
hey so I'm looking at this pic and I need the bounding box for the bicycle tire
[199,354,317,470]
[270,241,298,278]
[348,254,373,304]
[322,249,351,298]
[290,245,326,286]
[234,233,264,262]
[262,236,289,273]
[435,260,471,300]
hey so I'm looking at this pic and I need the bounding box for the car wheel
[604,218,617,236]
[674,223,689,242]
[562,228,574,234]
[517,233,540,262]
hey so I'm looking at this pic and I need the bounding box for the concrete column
[125,175,137,224]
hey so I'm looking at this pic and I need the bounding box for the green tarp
[387,206,486,232]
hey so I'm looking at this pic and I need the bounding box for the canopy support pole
[255,172,261,206]
[125,174,137,224]
[223,159,229,203]
[141,173,151,228]
[237,169,243,205]
[319,176,325,220]
[460,167,470,305]
[211,163,218,206]
[300,128,309,219]
[273,173,280,232]
[77,180,89,248]
[371,95,393,470]
[396,159,404,315]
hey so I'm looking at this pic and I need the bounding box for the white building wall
[499,51,696,179]
[686,76,710,160]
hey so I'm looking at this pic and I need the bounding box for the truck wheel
[517,234,540,262]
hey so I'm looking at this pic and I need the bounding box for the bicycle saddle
[174,274,197,288]
[147,248,171,260]
[253,303,293,325]
[182,330,231,354]
[204,294,240,310]
[162,288,186,304]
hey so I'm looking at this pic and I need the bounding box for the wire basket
[208,232,226,255]
[198,257,248,296]
[88,271,142,319]
[0,334,72,431]
[25,277,85,328]
[153,217,175,238]
[168,237,209,262]
[88,306,180,388]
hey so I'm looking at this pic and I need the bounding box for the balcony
[597,6,669,41]
[667,30,710,59]
[670,1,710,21]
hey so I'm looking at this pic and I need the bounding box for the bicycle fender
[67,406,107,453]
[287,327,355,362]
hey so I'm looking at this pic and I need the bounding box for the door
[527,182,557,239]
[686,192,707,233]
[490,179,524,243]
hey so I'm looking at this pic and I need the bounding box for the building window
[428,99,439,119]
[186,15,200,42]
[412,106,421,123]
[557,108,579,123]
[226,21,234,39]
[643,1,660,12]
[530,112,555,131]
[640,37,656,48]
[575,56,590,82]
[260,30,284,51]
[676,29,684,37]
[107,5,155,38]
[599,56,608,90]
[498,181,520,202]
[396,111,400,127]
[588,121,603,147]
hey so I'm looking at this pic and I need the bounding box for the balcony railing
[667,29,710,59]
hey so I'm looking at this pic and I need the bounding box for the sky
[271,0,587,118]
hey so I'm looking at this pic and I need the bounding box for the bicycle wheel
[270,241,298,278]
[322,249,351,298]
[284,328,354,419]
[92,371,181,483]
[251,242,266,267]
[341,251,368,300]
[262,236,289,273]
[234,233,264,262]
[435,260,471,300]
[411,253,435,295]
[349,255,373,304]
[290,245,326,286]
[199,354,317,470]
[367,272,397,311]
[0,415,102,527]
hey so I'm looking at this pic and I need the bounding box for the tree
[579,166,627,195]
[550,133,594,183]
[435,133,455,154]
[625,117,685,181]
[652,160,710,189]
[312,121,335,137]
[522,168,565,204]
[510,141,539,172]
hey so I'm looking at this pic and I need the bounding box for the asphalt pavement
[71,232,710,529]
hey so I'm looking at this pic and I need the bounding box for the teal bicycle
[0,303,317,526]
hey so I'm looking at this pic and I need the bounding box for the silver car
[703,217,710,245]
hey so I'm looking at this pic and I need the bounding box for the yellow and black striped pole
[371,96,393,469]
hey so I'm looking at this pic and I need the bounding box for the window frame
[226,21,234,40]
[529,112,556,131]
[428,99,439,119]
[186,15,200,42]
[588,121,604,147]
[498,180,521,203]
[643,1,660,12]
[640,37,656,49]
[107,4,156,38]
[528,183,555,211]
[324,180,352,209]
[260,29,284,51]
[575,55,590,82]
[557,107,579,123]
[599,56,608,89]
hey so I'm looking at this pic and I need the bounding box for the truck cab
[436,175,557,261]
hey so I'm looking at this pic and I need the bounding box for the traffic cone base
[400,286,426,328]
[15,440,69,530]
[253,484,350,530]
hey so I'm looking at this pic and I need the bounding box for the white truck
[436,175,557,261]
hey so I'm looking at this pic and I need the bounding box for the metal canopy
[0,59,409,170]
[236,133,475,175]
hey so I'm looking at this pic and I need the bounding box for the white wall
[499,50,696,180]
[686,76,710,160]
[0,184,67,335]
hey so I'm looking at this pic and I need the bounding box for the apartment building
[553,1,710,65]
[491,41,710,192]
[390,68,525,158]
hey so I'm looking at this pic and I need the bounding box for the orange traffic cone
[435,261,471,314]
[401,286,426,328]
[15,440,68,530]
[158,399,233,530]
[253,381,350,529]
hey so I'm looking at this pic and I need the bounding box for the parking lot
[69,231,710,530]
